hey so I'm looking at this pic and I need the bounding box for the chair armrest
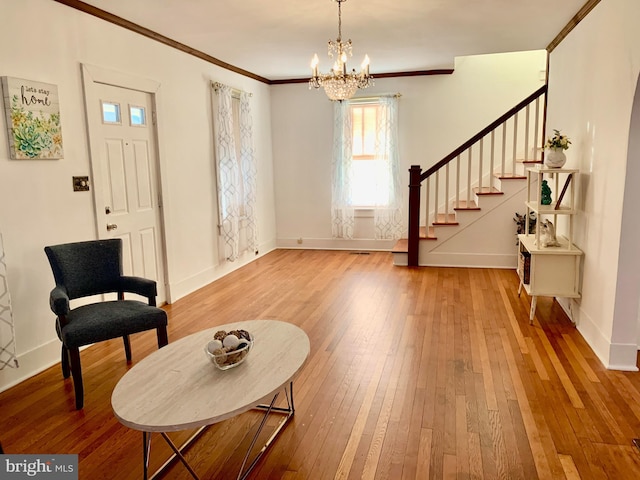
[118,276,158,303]
[49,286,70,316]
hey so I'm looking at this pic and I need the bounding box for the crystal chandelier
[309,0,373,101]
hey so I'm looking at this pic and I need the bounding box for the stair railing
[407,85,547,266]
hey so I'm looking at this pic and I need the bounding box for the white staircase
[397,86,547,267]
[392,173,537,267]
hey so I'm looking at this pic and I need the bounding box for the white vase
[545,148,567,168]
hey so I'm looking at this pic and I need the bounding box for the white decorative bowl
[204,336,253,370]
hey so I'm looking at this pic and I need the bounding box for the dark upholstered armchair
[45,239,168,409]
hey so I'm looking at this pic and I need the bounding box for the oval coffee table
[111,319,310,480]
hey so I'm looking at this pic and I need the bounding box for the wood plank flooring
[2,249,640,479]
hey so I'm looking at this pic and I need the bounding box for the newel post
[408,165,422,267]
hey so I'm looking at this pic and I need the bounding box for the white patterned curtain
[214,84,258,261]
[239,92,258,254]
[331,101,355,238]
[373,96,403,239]
[0,232,18,369]
[214,85,241,261]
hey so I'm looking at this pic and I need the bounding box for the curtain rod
[349,93,402,103]
[212,81,253,98]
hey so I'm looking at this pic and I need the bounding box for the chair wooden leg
[123,335,132,362]
[157,325,168,348]
[68,347,84,410]
[61,344,71,378]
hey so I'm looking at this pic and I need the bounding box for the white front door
[89,83,166,303]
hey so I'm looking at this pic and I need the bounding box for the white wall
[0,0,277,390]
[546,0,640,370]
[619,80,640,356]
[271,50,547,250]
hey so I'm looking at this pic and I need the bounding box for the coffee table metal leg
[143,427,207,480]
[141,382,296,480]
[160,432,200,480]
[143,432,151,480]
[238,381,295,480]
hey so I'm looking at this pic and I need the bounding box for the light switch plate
[73,176,90,192]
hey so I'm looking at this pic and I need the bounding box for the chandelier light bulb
[361,54,370,74]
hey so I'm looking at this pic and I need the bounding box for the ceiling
[76,0,588,82]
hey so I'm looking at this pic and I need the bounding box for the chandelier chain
[337,0,342,42]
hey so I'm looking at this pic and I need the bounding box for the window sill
[354,208,374,218]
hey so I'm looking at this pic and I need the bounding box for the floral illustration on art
[2,77,64,159]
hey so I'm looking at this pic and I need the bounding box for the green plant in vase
[544,129,571,168]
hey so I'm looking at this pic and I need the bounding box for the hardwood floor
[2,249,640,479]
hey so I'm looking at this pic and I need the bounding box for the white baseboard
[568,298,639,371]
[169,241,276,302]
[0,339,61,393]
[420,252,517,269]
[606,343,640,371]
[393,250,517,269]
[276,237,396,251]
[606,361,639,372]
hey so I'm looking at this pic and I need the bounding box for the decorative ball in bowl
[204,329,253,370]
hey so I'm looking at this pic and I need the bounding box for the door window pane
[102,102,121,124]
[129,106,146,126]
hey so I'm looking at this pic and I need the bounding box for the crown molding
[270,69,455,85]
[53,0,271,84]
[53,0,456,85]
[547,0,601,53]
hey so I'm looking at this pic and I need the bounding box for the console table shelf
[517,167,583,323]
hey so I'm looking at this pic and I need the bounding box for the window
[352,105,377,160]
[331,95,403,240]
[230,96,246,216]
[350,103,390,207]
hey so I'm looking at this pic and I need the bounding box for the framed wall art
[1,76,64,159]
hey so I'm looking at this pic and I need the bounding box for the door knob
[106,223,118,231]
